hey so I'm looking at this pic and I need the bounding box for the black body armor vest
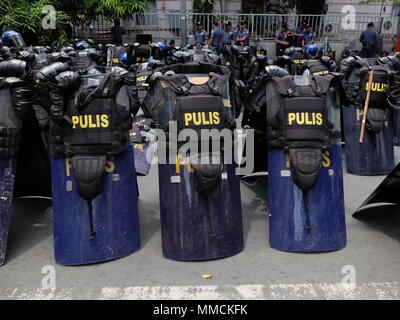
[341,57,391,134]
[144,63,239,199]
[44,66,136,239]
[304,59,330,76]
[267,74,335,191]
[132,44,151,64]
[0,60,32,157]
[289,50,306,75]
[247,69,342,192]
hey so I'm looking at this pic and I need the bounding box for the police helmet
[2,30,25,48]
[73,40,90,50]
[304,44,320,59]
[342,47,351,58]
[119,52,130,65]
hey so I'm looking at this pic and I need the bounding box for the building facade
[326,0,394,16]
[146,0,396,16]
[145,0,242,14]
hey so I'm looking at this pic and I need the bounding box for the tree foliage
[0,0,68,33]
[53,0,149,24]
[0,0,70,45]
[193,0,216,13]
[0,0,149,45]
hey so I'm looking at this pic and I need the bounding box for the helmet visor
[8,33,26,48]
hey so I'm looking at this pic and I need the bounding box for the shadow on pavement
[4,198,52,264]
[137,175,161,249]
[240,177,268,246]
[353,204,400,243]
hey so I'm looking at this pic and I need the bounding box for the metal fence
[75,12,399,43]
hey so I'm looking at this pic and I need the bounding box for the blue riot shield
[51,147,140,265]
[47,66,141,265]
[0,85,21,265]
[268,145,346,251]
[341,61,395,175]
[0,158,18,265]
[392,108,400,146]
[343,106,395,175]
[144,63,244,260]
[267,74,346,251]
[158,157,243,260]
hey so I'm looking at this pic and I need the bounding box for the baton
[359,70,374,144]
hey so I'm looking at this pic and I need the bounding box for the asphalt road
[0,148,399,300]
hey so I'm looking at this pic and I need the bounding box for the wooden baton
[359,70,374,144]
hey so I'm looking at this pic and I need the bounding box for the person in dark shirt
[209,22,224,50]
[222,21,235,46]
[111,19,125,45]
[293,21,306,47]
[274,23,289,56]
[236,20,250,46]
[302,24,316,47]
[193,22,208,46]
[359,22,378,58]
[168,39,176,53]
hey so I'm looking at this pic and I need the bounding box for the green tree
[0,0,70,46]
[193,0,215,13]
[0,0,68,33]
[53,0,149,24]
[0,0,149,46]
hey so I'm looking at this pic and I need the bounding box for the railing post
[180,0,187,46]
[251,14,255,41]
[180,13,187,46]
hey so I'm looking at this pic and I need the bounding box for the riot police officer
[359,22,377,58]
[209,22,224,51]
[293,21,306,47]
[222,21,235,46]
[274,23,289,56]
[168,39,176,53]
[302,24,316,47]
[193,22,208,46]
[236,20,250,46]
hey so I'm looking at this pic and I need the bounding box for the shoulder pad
[36,62,69,81]
[341,56,356,66]
[265,65,289,77]
[284,47,295,56]
[0,59,27,78]
[147,71,163,86]
[111,66,129,77]
[55,71,80,87]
